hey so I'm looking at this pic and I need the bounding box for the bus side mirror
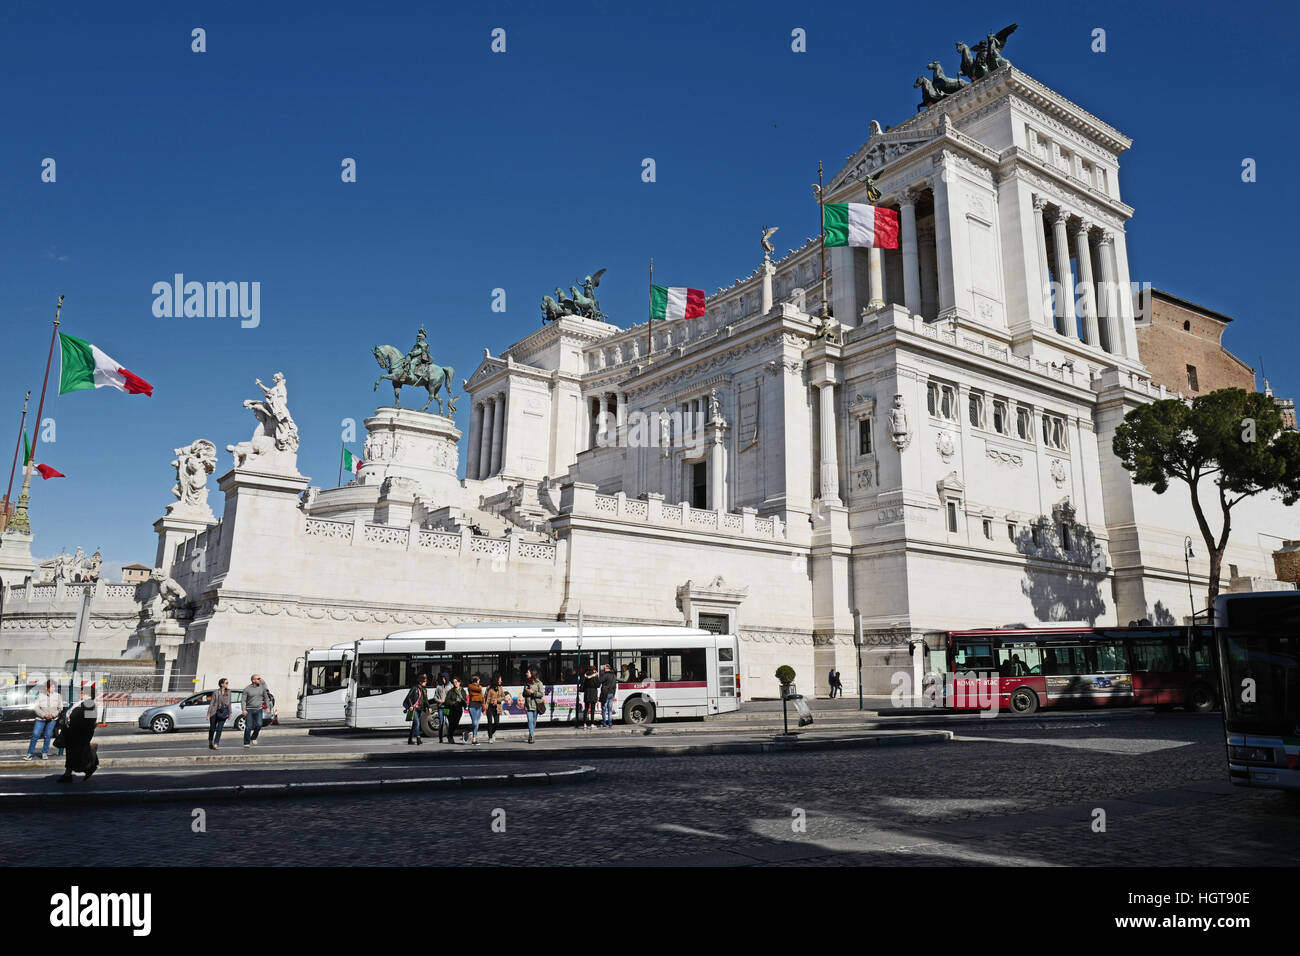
[293,660,301,672]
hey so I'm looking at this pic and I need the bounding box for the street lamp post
[852,608,864,711]
[575,607,583,727]
[1184,536,1196,620]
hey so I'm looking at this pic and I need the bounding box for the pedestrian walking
[241,674,272,747]
[56,693,99,782]
[599,664,617,728]
[431,673,449,742]
[25,680,61,760]
[483,675,507,741]
[466,674,484,745]
[522,667,545,744]
[403,673,429,745]
[827,668,836,699]
[207,678,233,750]
[443,677,466,744]
[582,664,600,728]
[832,670,843,698]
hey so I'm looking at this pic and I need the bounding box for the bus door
[1128,637,1175,706]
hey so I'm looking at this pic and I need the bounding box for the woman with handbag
[207,678,233,750]
[483,675,507,742]
[522,668,545,744]
[443,677,466,744]
[465,675,484,745]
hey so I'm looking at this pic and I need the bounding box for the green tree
[1112,388,1300,607]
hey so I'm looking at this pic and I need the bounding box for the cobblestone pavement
[3,712,1296,866]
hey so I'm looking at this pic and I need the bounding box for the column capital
[1071,217,1095,237]
[1096,230,1116,246]
[900,186,924,206]
[809,361,840,388]
[1048,207,1071,228]
[1032,194,1049,213]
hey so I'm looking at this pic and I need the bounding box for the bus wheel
[1186,684,1216,713]
[1009,687,1039,715]
[623,698,656,725]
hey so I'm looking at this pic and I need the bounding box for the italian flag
[21,432,62,478]
[58,333,153,396]
[823,203,900,249]
[650,285,706,321]
[343,449,363,475]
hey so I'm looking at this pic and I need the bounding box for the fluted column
[1096,231,1122,355]
[815,375,840,502]
[467,403,484,480]
[1032,196,1053,328]
[1050,209,1079,339]
[489,393,505,476]
[867,247,885,310]
[1073,220,1100,346]
[900,190,921,316]
[477,399,494,478]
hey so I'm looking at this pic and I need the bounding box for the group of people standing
[403,663,621,743]
[403,670,547,745]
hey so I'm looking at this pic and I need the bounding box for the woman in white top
[25,680,61,760]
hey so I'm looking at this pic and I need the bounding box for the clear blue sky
[3,0,1296,567]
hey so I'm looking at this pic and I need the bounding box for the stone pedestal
[0,529,37,583]
[215,465,311,591]
[361,407,462,507]
[153,512,218,576]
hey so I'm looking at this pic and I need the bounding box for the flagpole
[338,443,344,487]
[647,257,654,358]
[818,161,828,320]
[9,296,62,535]
[2,391,31,530]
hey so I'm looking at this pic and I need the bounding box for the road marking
[655,822,732,839]
[952,734,1194,755]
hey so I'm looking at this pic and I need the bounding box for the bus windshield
[1220,627,1300,736]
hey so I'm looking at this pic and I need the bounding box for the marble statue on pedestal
[169,439,217,515]
[888,393,912,450]
[228,373,300,468]
[149,567,187,618]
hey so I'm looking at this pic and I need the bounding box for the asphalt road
[3,710,1296,866]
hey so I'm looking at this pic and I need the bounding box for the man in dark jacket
[598,664,617,728]
[403,673,428,745]
[57,696,100,782]
[581,665,601,728]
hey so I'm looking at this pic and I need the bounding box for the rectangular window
[968,393,984,428]
[1008,521,1018,542]
[983,519,993,540]
[1016,406,1032,441]
[1061,524,1072,550]
[1042,412,1068,450]
[698,613,729,635]
[858,418,873,456]
[1186,365,1199,392]
[691,461,707,509]
[928,381,956,421]
[992,400,1009,435]
[946,500,959,533]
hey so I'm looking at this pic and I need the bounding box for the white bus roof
[356,623,718,648]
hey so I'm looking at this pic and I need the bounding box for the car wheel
[233,715,246,731]
[149,714,174,734]
[1186,684,1216,713]
[622,698,656,725]
[1008,687,1039,715]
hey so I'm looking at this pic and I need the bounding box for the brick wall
[1134,291,1255,396]
[1274,541,1300,584]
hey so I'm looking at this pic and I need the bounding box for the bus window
[1094,643,1128,672]
[996,646,1040,677]
[461,655,504,682]
[665,649,707,681]
[614,651,659,682]
[954,643,995,672]
[357,657,409,693]
[1129,639,1172,673]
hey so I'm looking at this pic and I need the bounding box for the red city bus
[944,626,1219,715]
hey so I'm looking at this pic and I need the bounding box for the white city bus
[345,622,741,729]
[296,643,354,720]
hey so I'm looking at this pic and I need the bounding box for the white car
[137,689,277,734]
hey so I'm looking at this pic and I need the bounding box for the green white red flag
[823,203,900,249]
[650,285,706,320]
[58,332,153,396]
[35,464,65,480]
[343,449,363,475]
